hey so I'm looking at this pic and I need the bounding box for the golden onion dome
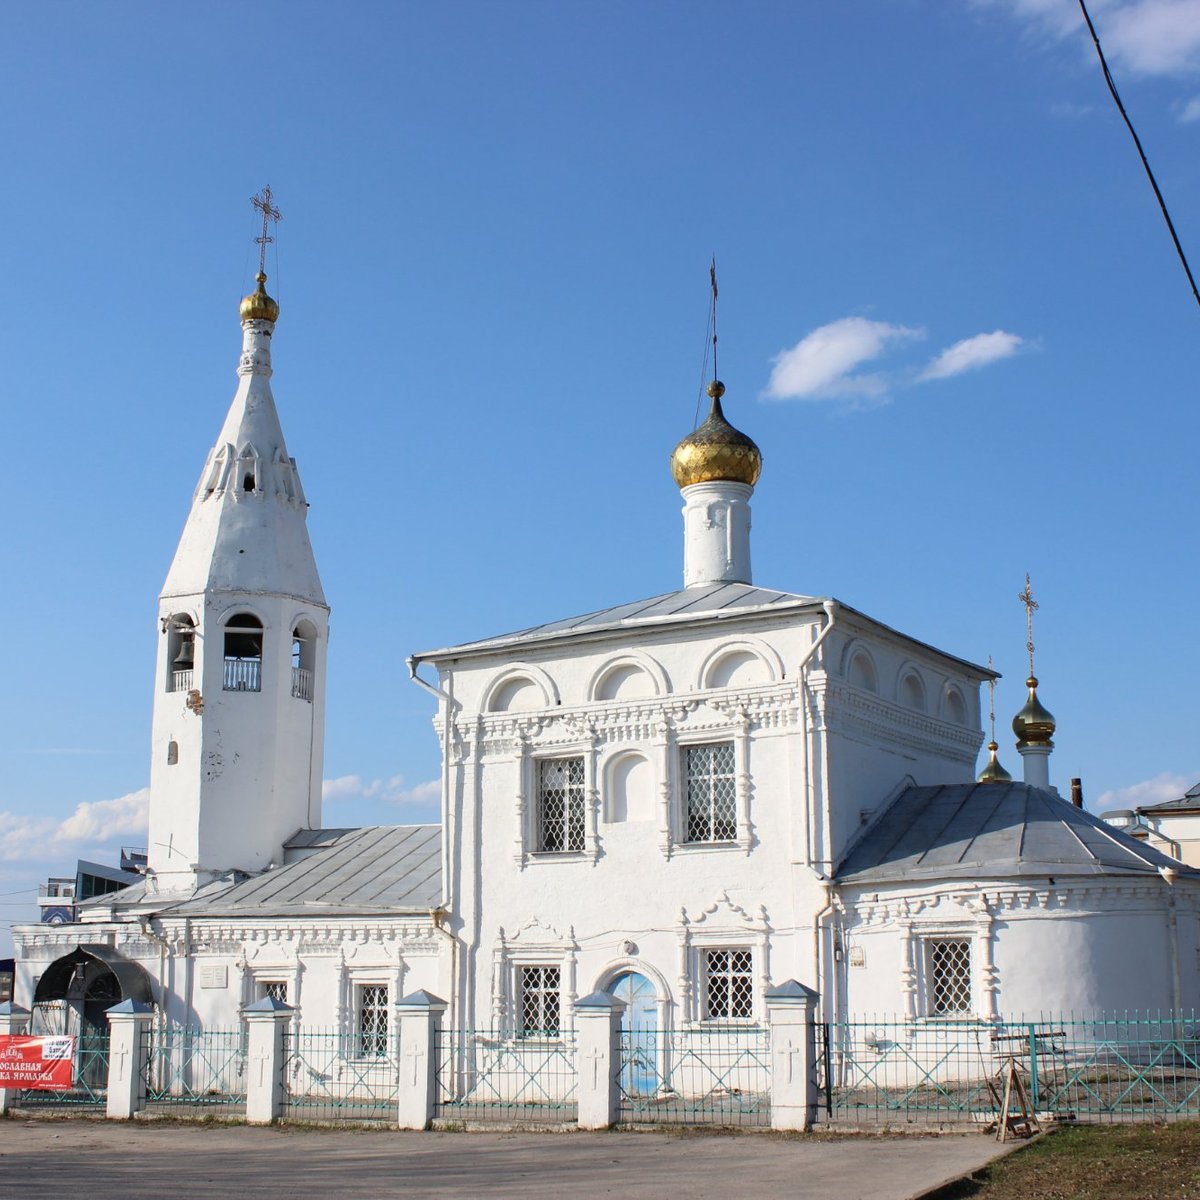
[670,381,762,489]
[977,741,1013,785]
[240,272,280,323]
[1012,675,1056,746]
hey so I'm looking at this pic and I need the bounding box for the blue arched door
[608,971,658,1097]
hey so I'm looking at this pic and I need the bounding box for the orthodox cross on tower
[709,257,719,382]
[1017,573,1039,676]
[251,185,282,275]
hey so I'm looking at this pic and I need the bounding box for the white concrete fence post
[764,980,819,1131]
[105,999,155,1119]
[395,990,447,1130]
[244,996,293,1124]
[573,991,624,1130]
[0,1002,32,1114]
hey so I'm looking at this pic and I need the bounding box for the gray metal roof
[413,582,992,676]
[1139,781,1200,814]
[168,825,442,916]
[414,582,816,659]
[836,782,1193,886]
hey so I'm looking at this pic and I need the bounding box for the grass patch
[930,1122,1200,1200]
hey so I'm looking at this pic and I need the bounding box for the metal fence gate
[617,1026,771,1127]
[433,1029,578,1123]
[819,1014,1200,1125]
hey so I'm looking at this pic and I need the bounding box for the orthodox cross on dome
[251,185,282,275]
[987,655,998,742]
[709,257,719,383]
[1017,573,1039,677]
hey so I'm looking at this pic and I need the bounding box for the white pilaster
[244,997,292,1124]
[573,991,623,1130]
[0,1003,31,1114]
[395,990,447,1130]
[765,980,819,1132]
[681,480,753,587]
[105,1000,154,1120]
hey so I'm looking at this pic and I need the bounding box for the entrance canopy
[33,944,155,1006]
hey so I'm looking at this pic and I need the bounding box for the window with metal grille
[259,980,288,1004]
[536,758,586,853]
[356,984,389,1057]
[704,948,754,1020]
[926,938,973,1016]
[684,742,737,842]
[518,965,561,1037]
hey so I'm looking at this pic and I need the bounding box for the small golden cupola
[977,663,1012,784]
[978,741,1014,785]
[670,380,763,489]
[240,271,280,324]
[1012,676,1056,747]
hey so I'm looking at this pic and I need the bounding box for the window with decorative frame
[356,983,389,1057]
[518,965,561,1038]
[535,757,586,853]
[702,947,755,1020]
[925,938,973,1016]
[683,741,737,843]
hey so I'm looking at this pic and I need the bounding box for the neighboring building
[11,252,1199,1053]
[1134,783,1200,869]
[36,851,146,925]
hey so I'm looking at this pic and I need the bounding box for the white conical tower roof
[161,273,325,605]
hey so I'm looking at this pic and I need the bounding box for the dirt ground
[0,1117,1017,1199]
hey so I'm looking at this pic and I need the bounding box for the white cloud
[983,0,1200,77]
[1095,770,1196,811]
[764,317,924,402]
[918,331,1025,381]
[323,775,440,808]
[0,787,149,863]
[1180,93,1200,118]
[1104,0,1200,75]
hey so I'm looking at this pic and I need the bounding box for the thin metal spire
[987,655,998,744]
[1017,573,1039,678]
[251,185,282,276]
[709,257,719,383]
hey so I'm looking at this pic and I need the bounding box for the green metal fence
[820,1013,1200,1125]
[434,1028,578,1123]
[143,1027,247,1113]
[16,1033,110,1111]
[279,1028,399,1122]
[617,1026,770,1127]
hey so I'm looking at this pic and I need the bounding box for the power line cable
[1077,0,1200,312]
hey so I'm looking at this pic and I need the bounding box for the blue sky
[2,1,1199,950]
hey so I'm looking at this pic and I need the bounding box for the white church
[12,247,1199,1061]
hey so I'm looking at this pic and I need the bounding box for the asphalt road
[0,1119,1017,1199]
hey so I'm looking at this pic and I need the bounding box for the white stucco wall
[422,600,987,1033]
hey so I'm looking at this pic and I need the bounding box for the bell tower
[147,190,330,891]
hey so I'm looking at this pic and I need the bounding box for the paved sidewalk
[0,1119,1018,1199]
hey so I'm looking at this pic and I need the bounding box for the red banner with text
[0,1035,75,1090]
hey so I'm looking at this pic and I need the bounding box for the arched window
[899,670,926,712]
[223,614,263,692]
[165,615,195,693]
[942,686,968,726]
[848,650,878,694]
[292,620,317,702]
